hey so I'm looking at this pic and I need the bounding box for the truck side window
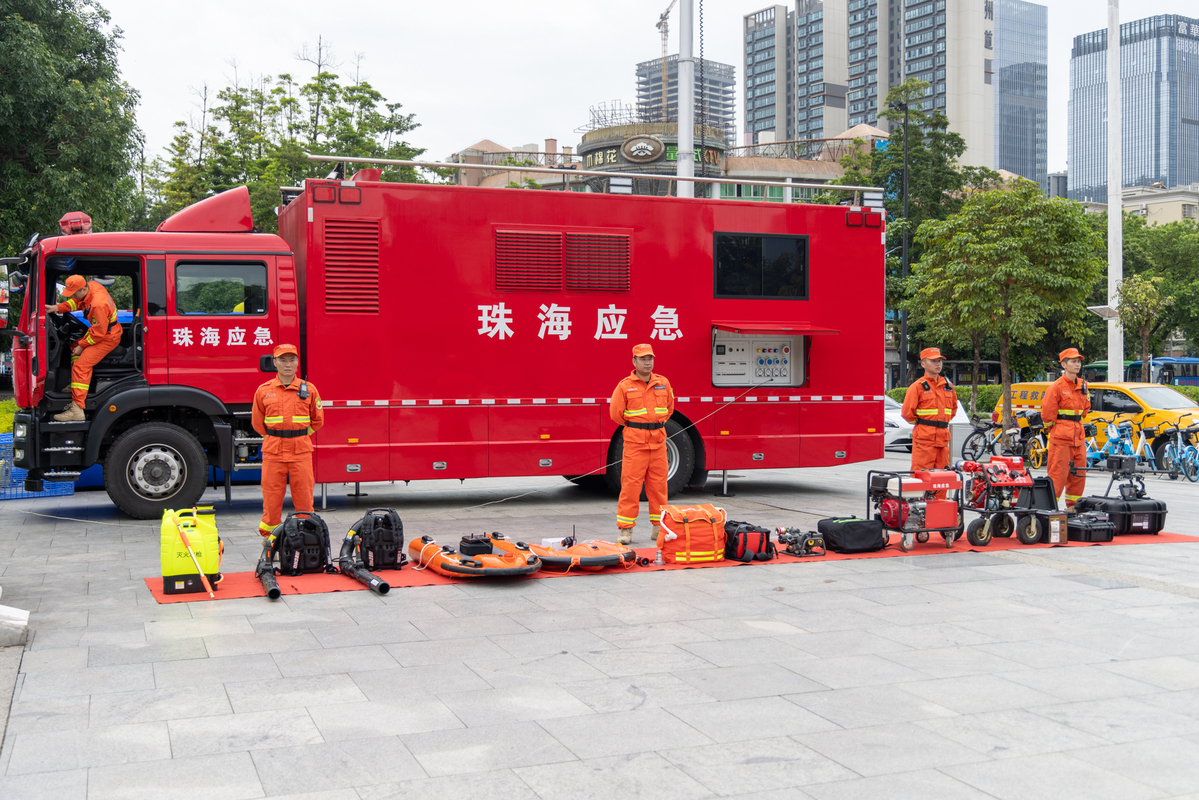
[175,263,268,315]
[714,233,808,299]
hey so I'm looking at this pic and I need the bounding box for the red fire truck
[5,170,885,518]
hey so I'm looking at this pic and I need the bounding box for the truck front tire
[104,422,208,519]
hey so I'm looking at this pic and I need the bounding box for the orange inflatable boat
[408,533,541,578]
[526,537,639,572]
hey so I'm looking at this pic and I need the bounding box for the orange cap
[61,275,87,296]
[919,347,944,360]
[273,344,299,358]
[632,343,655,357]
[1059,347,1083,361]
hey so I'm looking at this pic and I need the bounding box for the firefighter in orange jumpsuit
[1041,347,1090,509]
[252,344,324,537]
[609,343,676,545]
[901,347,957,497]
[45,275,123,421]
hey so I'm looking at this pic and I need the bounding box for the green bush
[1175,386,1199,405]
[0,398,15,434]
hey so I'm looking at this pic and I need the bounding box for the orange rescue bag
[658,504,727,564]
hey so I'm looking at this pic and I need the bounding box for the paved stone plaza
[1,451,1199,799]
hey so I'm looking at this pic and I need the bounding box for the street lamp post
[891,100,911,386]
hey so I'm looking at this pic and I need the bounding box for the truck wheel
[104,422,208,519]
[604,419,696,499]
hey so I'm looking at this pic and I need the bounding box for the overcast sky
[101,0,1185,176]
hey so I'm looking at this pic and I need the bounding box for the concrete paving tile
[0,768,88,800]
[344,600,456,625]
[359,770,541,800]
[1004,664,1165,703]
[917,708,1111,758]
[409,613,531,640]
[768,608,883,633]
[87,751,264,800]
[438,684,594,727]
[579,644,725,680]
[87,603,193,625]
[845,585,959,606]
[867,621,999,649]
[1140,688,1199,718]
[595,600,713,625]
[29,621,145,650]
[972,638,1112,669]
[767,592,880,613]
[881,645,1025,678]
[952,614,1075,643]
[18,645,88,673]
[676,663,828,701]
[1099,587,1190,607]
[489,628,616,659]
[1095,656,1199,691]
[203,628,321,657]
[352,663,492,698]
[1066,737,1199,795]
[680,616,806,640]
[785,684,957,729]
[5,693,90,735]
[785,653,932,689]
[775,629,912,658]
[303,621,429,649]
[401,721,577,777]
[538,706,714,758]
[589,621,716,648]
[803,769,995,800]
[384,636,512,667]
[87,637,210,667]
[683,595,795,618]
[251,737,427,794]
[89,683,231,726]
[942,752,1165,800]
[306,696,464,740]
[525,589,628,613]
[153,653,280,688]
[245,607,358,632]
[794,721,984,777]
[1057,628,1198,659]
[225,673,367,713]
[666,696,840,743]
[435,595,547,618]
[17,662,154,700]
[661,736,857,794]
[168,707,323,756]
[467,652,609,688]
[144,616,255,641]
[272,644,400,677]
[559,673,719,713]
[1031,696,1199,743]
[514,751,716,800]
[6,720,171,774]
[898,674,1061,715]
[259,791,361,800]
[278,590,387,611]
[677,636,814,667]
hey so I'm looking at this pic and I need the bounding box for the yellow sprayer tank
[160,507,222,594]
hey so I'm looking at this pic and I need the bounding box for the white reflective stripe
[508,399,521,404]
[346,400,361,406]
[677,396,691,402]
[483,399,495,404]
[456,399,470,405]
[584,398,595,403]
[810,396,823,401]
[768,396,780,401]
[747,397,758,402]
[374,400,388,406]
[533,399,546,404]
[429,399,442,405]
[853,395,864,400]
[701,396,713,402]
[724,397,735,402]
[558,398,571,403]
[790,396,802,401]
[402,400,416,406]
[831,395,843,401]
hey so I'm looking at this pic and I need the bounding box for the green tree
[1115,273,1175,382]
[0,0,140,254]
[909,178,1104,431]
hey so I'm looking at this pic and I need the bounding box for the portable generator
[866,469,964,552]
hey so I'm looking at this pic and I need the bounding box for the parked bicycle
[1129,412,1161,467]
[1009,410,1047,469]
[1152,418,1199,481]
[961,417,1015,462]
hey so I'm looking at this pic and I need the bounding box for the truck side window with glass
[175,263,268,315]
[714,233,808,299]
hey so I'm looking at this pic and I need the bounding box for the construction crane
[657,0,678,122]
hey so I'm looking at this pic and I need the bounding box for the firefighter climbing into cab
[901,347,956,497]
[44,274,123,421]
[252,344,325,537]
[1041,347,1090,510]
[609,343,675,545]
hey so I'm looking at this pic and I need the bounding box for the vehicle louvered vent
[495,231,563,291]
[324,219,380,313]
[565,233,631,292]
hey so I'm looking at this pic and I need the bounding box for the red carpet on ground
[144,531,1199,604]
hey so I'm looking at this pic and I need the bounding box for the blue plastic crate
[0,433,75,501]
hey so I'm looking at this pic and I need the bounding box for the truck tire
[104,422,208,519]
[603,419,695,499]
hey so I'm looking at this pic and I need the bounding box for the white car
[884,394,970,452]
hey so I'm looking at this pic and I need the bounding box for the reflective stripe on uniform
[616,514,637,525]
[1058,410,1084,417]
[70,382,89,390]
[291,416,310,423]
[84,334,95,345]
[258,521,275,533]
[649,513,662,522]
[264,416,284,423]
[623,408,648,417]
[653,407,669,414]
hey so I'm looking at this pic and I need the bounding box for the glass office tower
[1069,15,1199,201]
[993,0,1047,189]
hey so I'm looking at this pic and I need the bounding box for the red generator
[867,469,964,552]
[957,456,1038,545]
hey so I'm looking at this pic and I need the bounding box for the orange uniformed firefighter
[252,344,325,537]
[44,275,123,421]
[609,343,676,545]
[1041,347,1090,509]
[901,347,956,498]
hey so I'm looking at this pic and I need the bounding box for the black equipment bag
[355,508,406,570]
[723,520,776,562]
[817,517,887,553]
[1067,511,1116,542]
[1074,496,1167,535]
[275,513,335,576]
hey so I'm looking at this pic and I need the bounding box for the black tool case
[1067,511,1116,542]
[1074,496,1167,535]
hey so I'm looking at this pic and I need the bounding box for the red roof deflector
[157,186,254,233]
[712,321,839,335]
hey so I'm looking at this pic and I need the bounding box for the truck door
[165,257,278,398]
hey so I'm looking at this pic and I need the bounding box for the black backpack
[816,517,888,554]
[353,508,406,570]
[723,520,777,562]
[274,513,336,576]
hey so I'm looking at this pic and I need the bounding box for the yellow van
[994,382,1199,464]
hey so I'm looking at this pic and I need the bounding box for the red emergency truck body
[8,174,885,518]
